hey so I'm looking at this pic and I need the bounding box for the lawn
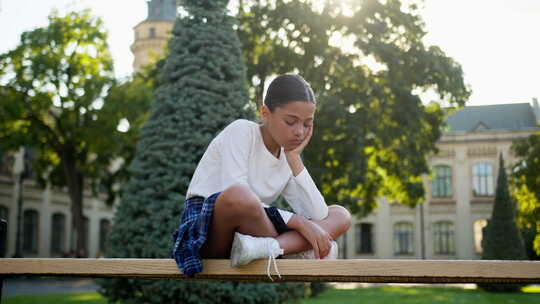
[291,286,540,304]
[2,286,539,304]
[2,292,107,304]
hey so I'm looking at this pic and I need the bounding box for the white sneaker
[282,240,338,260]
[230,232,284,267]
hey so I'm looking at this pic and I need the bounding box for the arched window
[474,219,488,254]
[473,162,494,196]
[23,209,39,253]
[433,221,455,255]
[51,213,66,255]
[99,219,111,253]
[394,222,414,255]
[432,165,453,198]
[149,27,156,38]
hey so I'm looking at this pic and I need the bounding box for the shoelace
[266,244,281,281]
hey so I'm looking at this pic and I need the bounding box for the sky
[0,0,539,107]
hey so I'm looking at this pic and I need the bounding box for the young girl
[172,74,351,278]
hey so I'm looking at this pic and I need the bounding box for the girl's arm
[283,125,331,258]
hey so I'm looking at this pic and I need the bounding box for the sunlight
[68,292,103,301]
[314,0,357,16]
[117,118,130,133]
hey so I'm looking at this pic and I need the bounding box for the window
[473,162,494,196]
[474,219,488,254]
[51,213,66,255]
[433,221,455,255]
[0,206,8,249]
[99,219,111,253]
[23,209,39,253]
[0,205,8,221]
[394,222,414,255]
[149,27,156,38]
[82,216,89,256]
[355,223,374,254]
[432,165,453,197]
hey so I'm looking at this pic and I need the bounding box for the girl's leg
[200,184,279,258]
[199,184,352,258]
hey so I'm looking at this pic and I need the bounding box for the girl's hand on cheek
[285,125,312,156]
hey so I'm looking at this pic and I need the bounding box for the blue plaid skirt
[171,192,220,277]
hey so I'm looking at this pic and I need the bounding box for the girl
[172,74,351,278]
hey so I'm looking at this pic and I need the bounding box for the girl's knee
[217,184,261,217]
[328,205,352,231]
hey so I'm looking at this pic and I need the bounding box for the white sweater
[186,119,328,223]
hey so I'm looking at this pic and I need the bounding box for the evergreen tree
[479,154,527,292]
[98,0,304,303]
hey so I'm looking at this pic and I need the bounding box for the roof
[146,0,177,22]
[445,103,538,133]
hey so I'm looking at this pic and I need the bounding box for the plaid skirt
[171,192,220,277]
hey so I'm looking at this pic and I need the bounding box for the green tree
[93,66,157,205]
[236,0,470,216]
[0,9,141,256]
[511,129,540,256]
[479,154,527,292]
[99,0,305,303]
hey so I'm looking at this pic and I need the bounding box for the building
[341,100,540,260]
[0,156,115,258]
[131,0,177,72]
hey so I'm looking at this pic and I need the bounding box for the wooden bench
[1,258,539,283]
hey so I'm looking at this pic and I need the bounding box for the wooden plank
[0,258,539,283]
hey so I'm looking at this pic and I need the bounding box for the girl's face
[261,101,316,151]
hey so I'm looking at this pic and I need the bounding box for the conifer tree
[98,0,304,302]
[479,154,527,292]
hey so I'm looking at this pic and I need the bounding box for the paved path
[2,278,99,298]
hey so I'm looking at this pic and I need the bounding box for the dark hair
[263,74,316,112]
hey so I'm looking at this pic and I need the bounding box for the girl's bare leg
[199,184,352,258]
[200,184,278,258]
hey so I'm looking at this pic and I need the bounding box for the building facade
[131,0,177,72]
[0,170,115,258]
[340,101,540,260]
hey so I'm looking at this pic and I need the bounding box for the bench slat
[1,259,539,283]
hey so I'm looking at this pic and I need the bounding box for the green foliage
[511,129,540,256]
[479,155,527,293]
[236,0,470,216]
[0,9,146,255]
[91,66,157,205]
[99,1,305,303]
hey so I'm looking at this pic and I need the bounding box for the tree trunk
[61,147,86,258]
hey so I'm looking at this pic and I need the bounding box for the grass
[291,286,540,304]
[2,292,108,304]
[3,286,539,304]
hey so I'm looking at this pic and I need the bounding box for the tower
[131,0,177,72]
